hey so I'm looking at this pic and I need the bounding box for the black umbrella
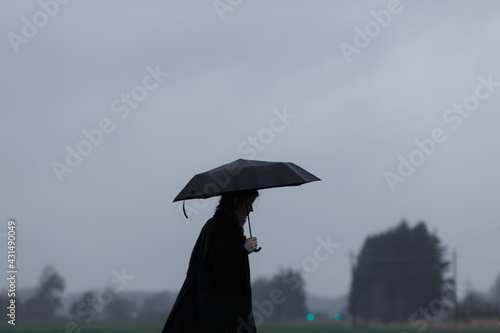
[174,159,321,251]
[174,159,320,202]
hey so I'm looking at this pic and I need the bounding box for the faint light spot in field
[307,313,315,321]
[334,313,342,321]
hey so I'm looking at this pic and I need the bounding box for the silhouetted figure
[162,190,259,333]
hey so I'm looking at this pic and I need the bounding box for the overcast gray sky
[1,0,499,300]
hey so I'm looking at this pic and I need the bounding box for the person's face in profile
[234,196,256,218]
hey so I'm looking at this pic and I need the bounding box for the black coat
[162,208,256,333]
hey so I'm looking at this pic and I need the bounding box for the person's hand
[244,237,258,253]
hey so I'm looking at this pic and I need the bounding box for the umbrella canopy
[173,158,321,202]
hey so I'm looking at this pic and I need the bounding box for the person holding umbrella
[162,189,260,333]
[162,159,320,332]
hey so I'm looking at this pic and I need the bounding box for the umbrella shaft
[246,198,253,238]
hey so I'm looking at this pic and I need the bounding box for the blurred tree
[138,291,176,322]
[272,269,307,321]
[348,221,449,322]
[251,268,307,323]
[70,291,102,322]
[459,289,496,321]
[22,266,65,320]
[104,294,137,321]
[0,292,9,310]
[251,276,271,305]
[490,274,500,318]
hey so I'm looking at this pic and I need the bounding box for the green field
[1,322,499,333]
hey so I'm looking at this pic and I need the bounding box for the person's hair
[216,189,259,211]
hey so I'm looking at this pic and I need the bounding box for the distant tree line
[4,223,497,325]
[0,266,176,323]
[458,275,500,321]
[0,266,308,324]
